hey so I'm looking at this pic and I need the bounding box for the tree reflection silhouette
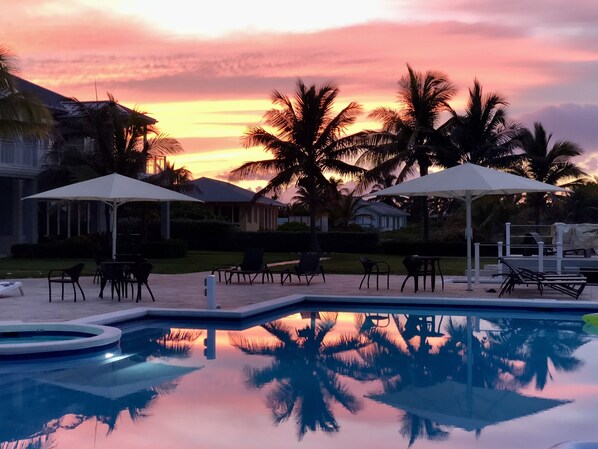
[486,318,588,390]
[0,326,202,448]
[229,313,369,440]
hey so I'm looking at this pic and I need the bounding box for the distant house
[187,177,284,231]
[352,200,409,231]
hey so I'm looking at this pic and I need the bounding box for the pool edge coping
[67,294,598,327]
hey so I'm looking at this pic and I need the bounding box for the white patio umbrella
[24,173,202,259]
[372,163,568,290]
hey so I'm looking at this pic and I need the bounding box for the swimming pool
[1,305,596,449]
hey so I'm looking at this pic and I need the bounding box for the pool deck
[1,272,598,323]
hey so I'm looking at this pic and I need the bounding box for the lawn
[0,251,493,279]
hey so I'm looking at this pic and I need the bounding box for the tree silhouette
[230,79,365,251]
[229,314,368,439]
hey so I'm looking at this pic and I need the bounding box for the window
[0,138,16,164]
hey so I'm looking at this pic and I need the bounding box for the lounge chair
[359,256,390,290]
[212,248,272,285]
[48,263,86,302]
[497,257,586,299]
[280,253,326,285]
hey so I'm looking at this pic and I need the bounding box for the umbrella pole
[112,202,118,260]
[466,192,473,291]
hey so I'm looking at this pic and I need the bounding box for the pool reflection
[229,312,586,443]
[0,327,203,448]
[0,311,591,448]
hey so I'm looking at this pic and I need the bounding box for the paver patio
[1,272,597,323]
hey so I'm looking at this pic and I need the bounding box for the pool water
[0,331,90,344]
[1,307,597,449]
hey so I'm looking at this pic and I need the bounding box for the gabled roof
[188,177,285,206]
[10,76,156,124]
[11,75,72,114]
[358,199,409,217]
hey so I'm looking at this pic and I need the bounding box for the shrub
[140,239,188,258]
[11,236,100,258]
[277,221,310,232]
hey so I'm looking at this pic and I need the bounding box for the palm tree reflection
[487,318,589,390]
[0,326,203,448]
[229,313,369,439]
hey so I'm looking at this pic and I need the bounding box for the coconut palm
[230,79,365,251]
[0,47,52,139]
[563,179,598,223]
[357,65,457,240]
[514,123,586,224]
[441,79,523,169]
[45,94,183,182]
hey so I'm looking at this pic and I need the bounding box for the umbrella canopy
[24,173,202,258]
[372,164,568,289]
[367,380,569,432]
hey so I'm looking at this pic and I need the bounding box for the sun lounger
[498,257,586,299]
[0,281,24,297]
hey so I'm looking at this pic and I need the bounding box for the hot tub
[0,323,121,358]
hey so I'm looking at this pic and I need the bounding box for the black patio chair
[212,248,272,285]
[359,256,390,290]
[280,253,326,285]
[123,261,155,302]
[401,255,424,293]
[48,263,86,302]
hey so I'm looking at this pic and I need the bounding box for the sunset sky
[2,0,598,191]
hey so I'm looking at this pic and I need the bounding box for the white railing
[472,222,591,284]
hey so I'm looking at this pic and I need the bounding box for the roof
[11,75,72,114]
[358,199,409,217]
[11,76,156,124]
[188,177,285,206]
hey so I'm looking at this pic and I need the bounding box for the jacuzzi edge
[0,323,121,356]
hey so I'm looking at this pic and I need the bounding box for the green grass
[0,251,495,279]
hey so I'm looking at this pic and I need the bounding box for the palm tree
[514,123,586,224]
[563,179,598,223]
[46,94,183,182]
[442,79,523,169]
[0,47,52,139]
[357,64,457,240]
[230,79,365,251]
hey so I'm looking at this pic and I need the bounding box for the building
[187,177,284,231]
[352,200,409,231]
[0,76,157,255]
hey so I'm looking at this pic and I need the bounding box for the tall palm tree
[357,64,456,240]
[230,79,365,251]
[515,123,586,224]
[442,79,523,169]
[0,47,52,139]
